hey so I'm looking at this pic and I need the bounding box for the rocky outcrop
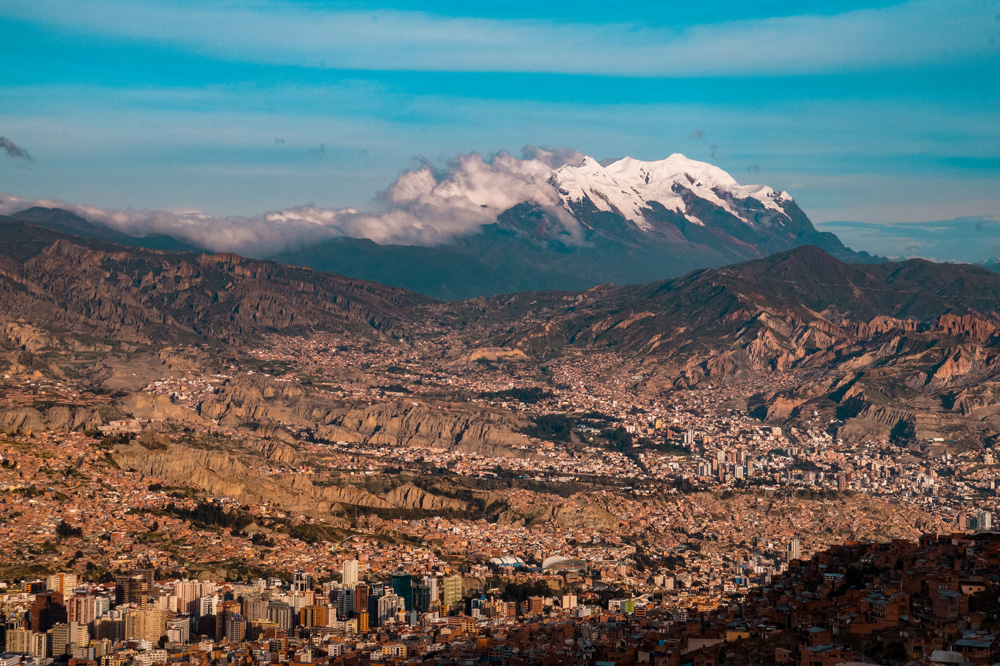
[849,316,919,338]
[765,395,807,420]
[195,374,533,455]
[935,314,1000,343]
[112,441,463,518]
[452,347,529,366]
[317,402,532,455]
[246,438,300,465]
[384,483,466,512]
[0,406,104,435]
[198,375,305,427]
[1,320,52,353]
[119,393,204,423]
[928,346,997,388]
[527,500,621,531]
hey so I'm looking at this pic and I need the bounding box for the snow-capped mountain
[274,152,863,298]
[477,151,834,263]
[551,153,792,231]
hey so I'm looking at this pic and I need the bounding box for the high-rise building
[353,584,369,614]
[376,594,405,626]
[49,621,88,657]
[30,592,67,633]
[50,623,72,657]
[5,627,30,654]
[198,595,219,618]
[217,600,241,641]
[299,606,329,628]
[787,538,801,563]
[46,573,78,597]
[29,630,49,659]
[166,615,190,644]
[292,570,312,594]
[267,601,292,631]
[336,588,354,619]
[422,577,438,605]
[442,575,462,612]
[391,573,412,611]
[68,594,97,625]
[356,610,369,633]
[342,560,359,586]
[224,613,247,643]
[243,594,271,623]
[69,621,89,650]
[124,607,165,642]
[94,595,110,619]
[92,612,126,642]
[413,585,432,613]
[115,575,149,609]
[174,580,212,615]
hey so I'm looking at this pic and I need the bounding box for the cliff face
[112,441,465,518]
[1,321,53,353]
[119,394,206,423]
[198,374,307,427]
[195,373,533,455]
[0,405,104,435]
[527,500,621,531]
[318,402,532,455]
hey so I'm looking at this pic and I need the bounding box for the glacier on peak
[551,152,793,230]
[549,156,652,230]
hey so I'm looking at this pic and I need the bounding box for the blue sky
[1,0,998,253]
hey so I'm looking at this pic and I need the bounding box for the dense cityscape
[2,328,999,666]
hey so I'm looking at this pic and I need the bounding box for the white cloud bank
[0,147,586,255]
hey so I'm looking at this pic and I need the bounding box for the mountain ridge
[0,152,878,299]
[0,214,429,345]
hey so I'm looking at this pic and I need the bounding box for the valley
[1,213,998,664]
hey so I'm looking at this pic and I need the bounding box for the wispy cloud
[0,147,587,253]
[0,136,32,160]
[4,0,996,76]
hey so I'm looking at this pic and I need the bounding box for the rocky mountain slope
[0,213,428,344]
[442,246,1000,446]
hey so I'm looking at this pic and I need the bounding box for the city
[1,328,997,666]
